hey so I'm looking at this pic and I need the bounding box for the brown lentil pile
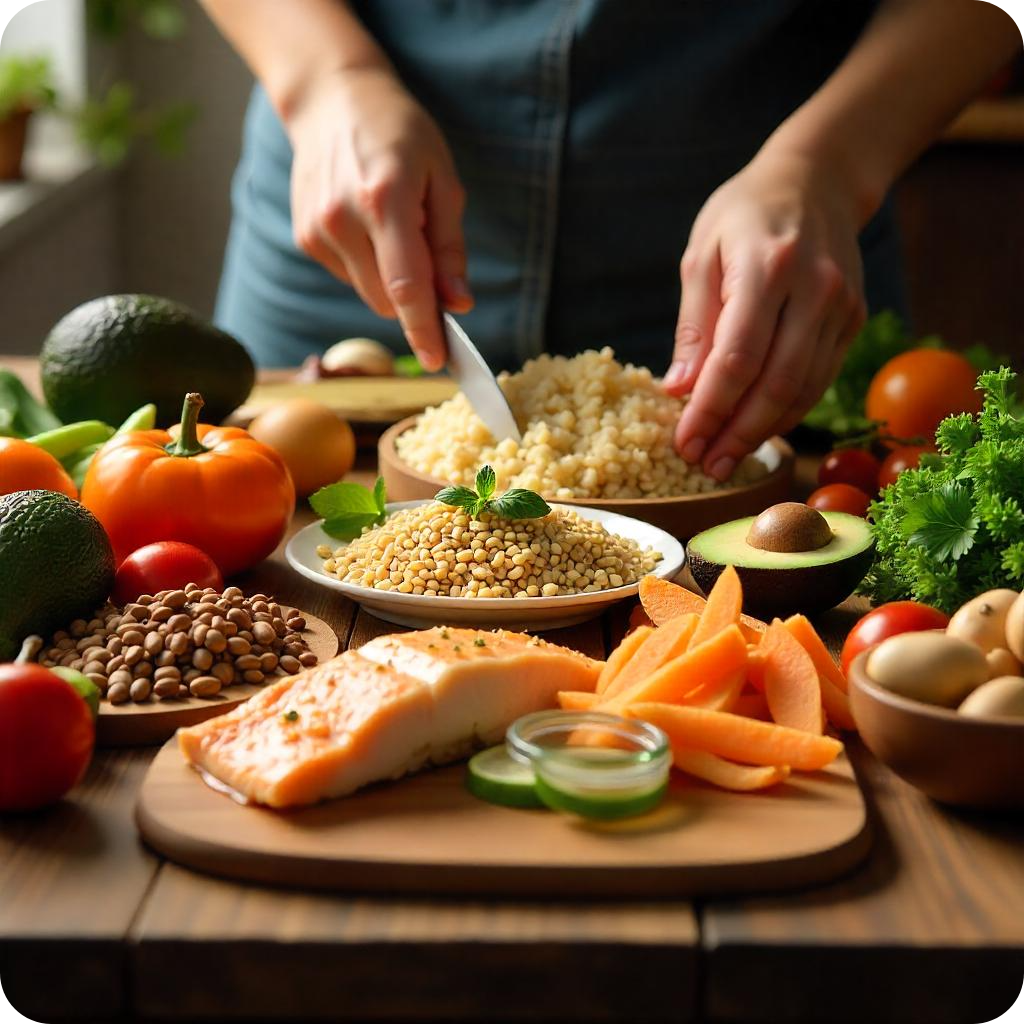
[318,501,661,599]
[32,584,318,703]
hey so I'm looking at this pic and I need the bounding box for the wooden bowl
[378,416,795,540]
[848,649,1024,810]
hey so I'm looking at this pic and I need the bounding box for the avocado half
[687,511,874,620]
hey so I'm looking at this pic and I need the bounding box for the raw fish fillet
[178,627,602,808]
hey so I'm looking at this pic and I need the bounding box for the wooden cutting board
[136,746,870,897]
[96,610,338,747]
[229,377,457,427]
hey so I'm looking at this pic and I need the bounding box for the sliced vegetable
[595,625,653,695]
[759,620,824,734]
[533,773,667,819]
[783,615,848,694]
[639,574,765,640]
[628,703,843,772]
[465,746,543,809]
[115,402,157,434]
[689,565,743,647]
[600,614,698,700]
[557,690,601,711]
[672,749,790,791]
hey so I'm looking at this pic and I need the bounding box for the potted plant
[0,55,56,180]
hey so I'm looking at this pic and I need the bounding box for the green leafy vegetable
[803,312,1005,438]
[861,367,1024,611]
[310,476,388,540]
[434,465,552,521]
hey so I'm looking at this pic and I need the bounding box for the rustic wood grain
[0,747,158,1021]
[132,864,698,1023]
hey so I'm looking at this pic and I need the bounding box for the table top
[1,362,1022,1024]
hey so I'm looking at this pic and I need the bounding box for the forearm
[199,0,392,126]
[764,0,1022,224]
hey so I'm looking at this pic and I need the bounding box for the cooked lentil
[395,348,767,499]
[318,501,661,598]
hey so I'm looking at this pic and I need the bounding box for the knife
[442,313,522,443]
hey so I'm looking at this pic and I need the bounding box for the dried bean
[121,628,145,647]
[242,669,264,685]
[82,660,106,677]
[123,645,144,667]
[107,681,130,704]
[227,607,251,630]
[134,661,152,678]
[252,621,275,646]
[192,647,214,671]
[76,635,104,652]
[298,652,318,667]
[154,665,182,682]
[167,613,191,633]
[155,649,177,668]
[130,679,152,702]
[189,676,221,698]
[107,655,125,673]
[108,669,132,690]
[211,662,235,686]
[168,633,190,656]
[144,632,164,656]
[192,623,209,647]
[154,678,180,699]
[259,652,279,672]
[164,590,188,609]
[286,616,306,632]
[86,673,108,693]
[234,654,261,672]
[279,655,301,675]
[204,629,227,654]
[227,636,251,656]
[106,636,123,656]
[70,619,88,638]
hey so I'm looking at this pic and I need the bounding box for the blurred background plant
[77,0,196,165]
[0,0,196,176]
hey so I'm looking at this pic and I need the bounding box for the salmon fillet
[178,627,602,808]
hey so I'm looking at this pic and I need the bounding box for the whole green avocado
[40,294,256,427]
[0,490,115,661]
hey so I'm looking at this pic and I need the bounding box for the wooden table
[1,369,1022,1023]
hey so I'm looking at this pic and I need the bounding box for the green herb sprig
[435,466,551,520]
[860,367,1024,612]
[310,475,388,540]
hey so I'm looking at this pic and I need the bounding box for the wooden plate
[96,610,338,748]
[136,746,869,898]
[229,378,458,427]
[379,416,796,540]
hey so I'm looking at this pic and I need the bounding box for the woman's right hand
[286,67,472,370]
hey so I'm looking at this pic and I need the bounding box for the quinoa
[317,502,662,599]
[395,348,767,499]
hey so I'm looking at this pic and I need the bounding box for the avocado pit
[746,502,834,554]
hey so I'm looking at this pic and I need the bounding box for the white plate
[286,501,685,632]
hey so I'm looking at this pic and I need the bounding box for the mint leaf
[475,465,496,500]
[435,485,478,509]
[903,483,978,562]
[489,488,552,520]
[310,480,381,521]
[372,475,387,515]
[321,511,384,541]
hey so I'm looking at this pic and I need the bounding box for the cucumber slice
[465,746,544,809]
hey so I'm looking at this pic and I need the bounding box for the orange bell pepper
[81,392,294,575]
[0,437,77,498]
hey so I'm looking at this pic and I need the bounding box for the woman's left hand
[664,148,867,481]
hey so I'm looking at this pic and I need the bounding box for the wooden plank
[701,742,1024,1024]
[132,863,698,1023]
[0,748,158,1022]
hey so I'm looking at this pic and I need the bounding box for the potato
[959,676,1024,720]
[865,632,988,707]
[249,399,356,497]
[322,338,394,377]
[946,589,1018,653]
[985,647,1021,679]
[1003,591,1024,663]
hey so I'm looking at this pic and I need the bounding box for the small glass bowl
[506,710,672,819]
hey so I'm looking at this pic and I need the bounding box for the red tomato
[807,483,872,518]
[113,541,224,604]
[877,445,933,490]
[0,664,94,811]
[865,349,981,446]
[818,449,880,496]
[840,601,950,675]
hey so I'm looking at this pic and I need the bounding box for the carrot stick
[601,614,698,700]
[760,620,824,735]
[783,614,848,694]
[595,625,654,695]
[627,702,843,771]
[689,565,743,648]
[558,690,601,711]
[602,624,748,711]
[673,749,790,791]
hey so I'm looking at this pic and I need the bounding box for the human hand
[287,66,471,371]
[664,149,867,480]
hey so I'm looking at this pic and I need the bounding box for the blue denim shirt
[216,0,904,369]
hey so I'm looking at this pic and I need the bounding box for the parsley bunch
[860,367,1024,612]
[436,465,551,520]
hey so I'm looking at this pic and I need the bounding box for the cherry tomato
[113,541,224,604]
[0,663,95,811]
[840,601,950,675]
[818,449,880,496]
[865,349,981,446]
[807,483,872,518]
[877,445,933,490]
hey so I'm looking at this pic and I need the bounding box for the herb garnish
[282,709,299,722]
[473,637,486,647]
[310,475,388,540]
[861,367,1024,611]
[435,465,551,520]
